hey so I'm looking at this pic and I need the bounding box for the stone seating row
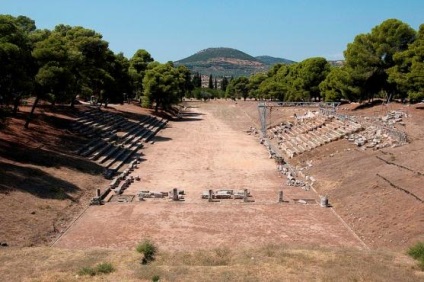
[72,110,125,132]
[77,114,154,157]
[74,109,167,179]
[101,119,166,177]
[278,118,362,158]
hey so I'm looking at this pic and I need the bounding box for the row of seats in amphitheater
[269,113,362,158]
[72,108,167,177]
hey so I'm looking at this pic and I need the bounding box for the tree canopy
[1,15,423,129]
[143,62,192,112]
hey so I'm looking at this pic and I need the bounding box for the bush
[152,275,160,282]
[136,239,158,264]
[78,267,96,276]
[95,262,115,274]
[78,262,115,276]
[407,242,424,270]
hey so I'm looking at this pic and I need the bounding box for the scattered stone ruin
[344,110,408,150]
[202,189,254,202]
[137,188,185,201]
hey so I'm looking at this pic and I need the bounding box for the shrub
[136,239,158,264]
[95,262,115,274]
[152,275,160,282]
[78,267,96,276]
[78,262,115,276]
[407,242,424,270]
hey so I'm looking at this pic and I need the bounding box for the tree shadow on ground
[151,136,172,142]
[0,140,104,175]
[180,112,204,117]
[173,117,203,122]
[0,161,80,201]
[117,111,149,122]
[352,100,384,110]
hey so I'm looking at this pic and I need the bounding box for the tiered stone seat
[80,139,107,157]
[73,109,168,179]
[145,118,168,142]
[276,113,365,158]
[76,138,101,155]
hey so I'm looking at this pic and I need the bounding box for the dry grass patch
[0,245,422,281]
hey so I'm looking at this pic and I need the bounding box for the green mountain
[255,55,295,66]
[174,47,292,77]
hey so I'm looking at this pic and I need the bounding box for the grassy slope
[0,245,422,281]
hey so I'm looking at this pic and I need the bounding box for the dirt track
[55,102,365,251]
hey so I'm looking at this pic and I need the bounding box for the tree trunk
[24,95,40,129]
[70,95,76,109]
[12,94,21,115]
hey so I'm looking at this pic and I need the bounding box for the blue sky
[2,0,423,62]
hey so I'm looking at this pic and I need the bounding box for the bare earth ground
[55,101,364,251]
[0,105,109,246]
[1,100,424,280]
[292,102,424,251]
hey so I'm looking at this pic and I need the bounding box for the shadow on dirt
[151,136,173,142]
[180,112,204,117]
[173,117,203,122]
[0,161,80,200]
[0,140,104,175]
[352,100,384,110]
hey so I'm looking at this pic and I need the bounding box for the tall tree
[293,57,331,101]
[176,65,194,101]
[226,77,249,100]
[208,74,213,89]
[388,24,424,102]
[142,62,181,112]
[129,49,153,100]
[0,15,35,114]
[103,51,132,105]
[221,76,229,91]
[319,67,359,101]
[258,79,286,101]
[344,19,416,102]
[191,72,201,88]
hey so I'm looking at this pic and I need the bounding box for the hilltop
[174,47,293,77]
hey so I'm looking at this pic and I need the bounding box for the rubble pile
[277,164,313,191]
[247,126,259,136]
[381,110,407,125]
[346,127,396,149]
[347,111,408,150]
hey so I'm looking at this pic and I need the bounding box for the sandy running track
[54,103,365,251]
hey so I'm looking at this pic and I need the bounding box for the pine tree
[208,74,213,89]
[192,72,202,88]
[221,76,229,91]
